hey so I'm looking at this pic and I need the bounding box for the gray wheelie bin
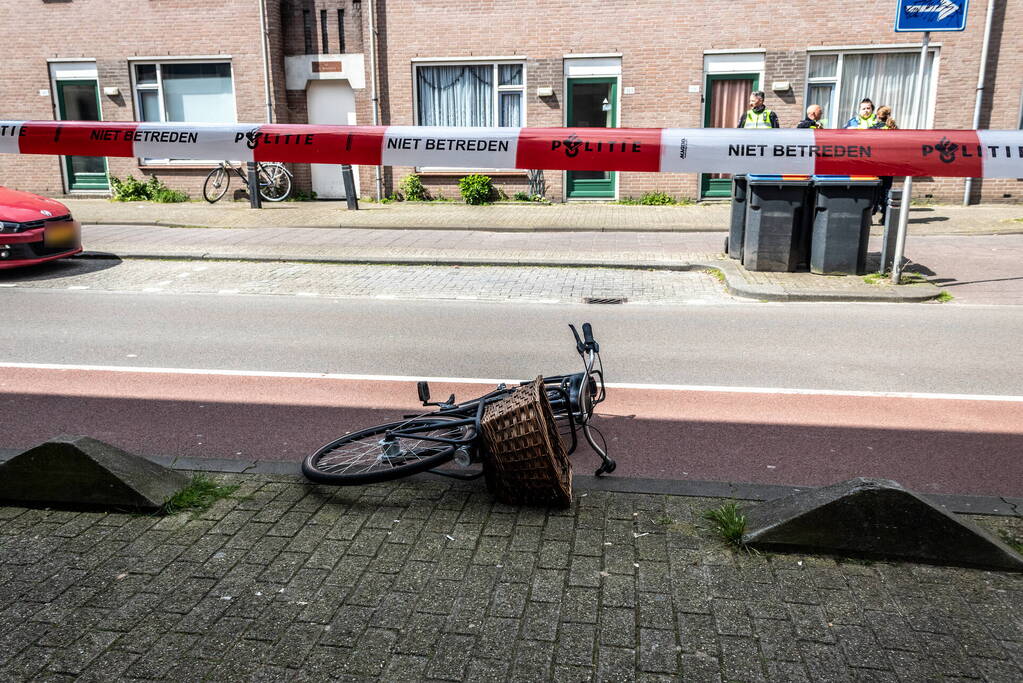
[810,175,880,275]
[726,174,747,259]
[743,174,813,272]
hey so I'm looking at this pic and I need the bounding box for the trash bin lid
[746,174,812,186]
[812,174,880,186]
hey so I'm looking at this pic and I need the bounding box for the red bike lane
[2,366,1021,499]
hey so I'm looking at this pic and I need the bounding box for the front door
[701,73,758,199]
[307,79,359,199]
[566,77,617,199]
[56,80,108,191]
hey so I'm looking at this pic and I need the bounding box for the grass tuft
[701,502,747,548]
[161,474,240,516]
[653,514,675,526]
[998,529,1023,555]
[704,268,726,284]
[935,290,954,303]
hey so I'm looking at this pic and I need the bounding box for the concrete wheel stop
[0,435,189,512]
[742,477,1023,571]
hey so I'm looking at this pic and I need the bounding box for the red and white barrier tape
[2,121,1021,178]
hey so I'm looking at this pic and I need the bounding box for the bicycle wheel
[302,416,468,485]
[258,163,292,202]
[202,166,230,203]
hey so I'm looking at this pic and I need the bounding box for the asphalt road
[5,284,1023,498]
[6,288,1023,394]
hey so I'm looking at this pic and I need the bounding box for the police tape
[1,121,1021,178]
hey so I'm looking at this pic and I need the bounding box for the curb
[2,448,1017,516]
[76,251,945,303]
[80,220,727,234]
[145,454,1023,518]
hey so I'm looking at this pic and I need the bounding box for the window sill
[416,169,527,177]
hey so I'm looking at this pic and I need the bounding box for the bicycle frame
[401,323,612,478]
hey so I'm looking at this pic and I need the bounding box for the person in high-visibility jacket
[796,104,825,129]
[844,98,878,129]
[737,91,779,128]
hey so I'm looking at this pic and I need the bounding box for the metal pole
[963,0,997,206]
[368,0,382,201]
[247,162,262,209]
[258,0,274,124]
[342,164,359,210]
[891,31,930,284]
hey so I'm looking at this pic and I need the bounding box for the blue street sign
[895,0,969,32]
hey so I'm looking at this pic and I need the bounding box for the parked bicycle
[202,160,293,203]
[302,323,615,485]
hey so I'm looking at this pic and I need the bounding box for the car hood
[0,186,71,223]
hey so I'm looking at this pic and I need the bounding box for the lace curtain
[416,65,492,127]
[837,52,935,128]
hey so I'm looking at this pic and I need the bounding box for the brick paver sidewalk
[1,472,1020,681]
[62,199,1023,236]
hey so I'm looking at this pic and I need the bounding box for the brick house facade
[0,0,1019,203]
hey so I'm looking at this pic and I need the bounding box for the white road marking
[67,285,89,290]
[1,361,1022,403]
[217,289,239,295]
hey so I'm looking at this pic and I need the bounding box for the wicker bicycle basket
[481,376,572,507]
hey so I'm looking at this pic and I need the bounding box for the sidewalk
[1,470,1020,681]
[64,198,1023,235]
[64,199,1023,303]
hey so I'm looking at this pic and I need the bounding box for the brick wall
[366,0,1020,203]
[1,0,1019,204]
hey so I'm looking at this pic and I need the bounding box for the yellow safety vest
[745,108,774,129]
[856,113,878,129]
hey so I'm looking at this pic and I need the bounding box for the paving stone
[0,476,1020,682]
[680,652,722,682]
[464,656,511,682]
[719,634,766,682]
[560,586,599,625]
[638,628,680,674]
[522,601,561,641]
[425,633,475,680]
[557,623,597,667]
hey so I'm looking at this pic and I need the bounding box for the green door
[701,73,759,199]
[56,79,109,191]
[566,77,617,199]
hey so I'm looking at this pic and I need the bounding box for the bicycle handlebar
[569,322,599,355]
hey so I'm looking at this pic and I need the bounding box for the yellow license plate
[44,221,78,248]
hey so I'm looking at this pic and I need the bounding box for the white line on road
[2,361,1022,403]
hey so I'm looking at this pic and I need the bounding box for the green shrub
[513,191,530,202]
[108,174,149,201]
[399,173,429,201]
[639,191,677,205]
[109,174,187,202]
[458,174,494,205]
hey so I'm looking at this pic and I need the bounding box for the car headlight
[0,221,20,233]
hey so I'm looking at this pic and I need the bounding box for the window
[134,62,235,124]
[805,49,937,129]
[338,9,345,53]
[133,61,236,162]
[415,62,525,128]
[320,9,328,53]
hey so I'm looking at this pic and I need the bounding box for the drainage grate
[584,297,627,305]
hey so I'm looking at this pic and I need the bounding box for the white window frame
[412,58,526,173]
[804,46,940,129]
[130,58,237,165]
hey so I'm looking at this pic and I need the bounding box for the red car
[0,186,82,269]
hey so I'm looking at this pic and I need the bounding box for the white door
[306,80,358,199]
